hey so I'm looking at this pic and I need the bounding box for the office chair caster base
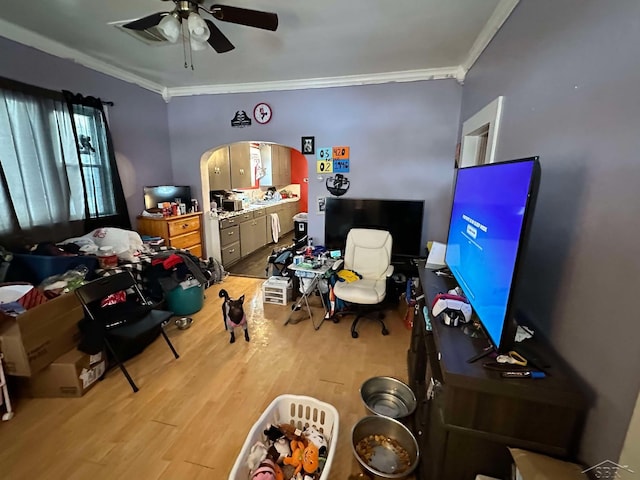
[351,330,359,339]
[382,327,389,335]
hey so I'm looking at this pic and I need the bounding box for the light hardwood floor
[0,275,413,479]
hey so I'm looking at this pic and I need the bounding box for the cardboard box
[0,292,84,376]
[26,348,105,398]
[509,448,586,479]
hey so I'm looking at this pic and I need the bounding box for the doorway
[459,96,503,167]
[200,141,309,278]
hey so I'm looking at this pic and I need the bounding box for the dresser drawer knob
[182,223,189,229]
[228,248,235,253]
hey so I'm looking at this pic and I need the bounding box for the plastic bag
[40,265,89,294]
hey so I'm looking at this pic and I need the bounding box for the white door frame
[459,96,504,167]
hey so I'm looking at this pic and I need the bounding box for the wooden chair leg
[161,328,180,359]
[105,340,139,393]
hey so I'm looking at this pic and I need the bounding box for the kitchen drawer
[221,241,241,266]
[170,231,200,250]
[220,225,239,248]
[168,215,200,237]
[253,208,266,218]
[237,211,253,222]
[220,217,239,229]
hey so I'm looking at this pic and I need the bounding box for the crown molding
[0,19,165,96]
[461,0,520,73]
[0,1,515,100]
[164,67,462,99]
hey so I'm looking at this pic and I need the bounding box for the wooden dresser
[136,212,203,258]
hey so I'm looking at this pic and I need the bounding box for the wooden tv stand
[409,263,588,479]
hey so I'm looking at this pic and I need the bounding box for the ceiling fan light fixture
[187,12,210,42]
[190,38,208,51]
[158,13,180,43]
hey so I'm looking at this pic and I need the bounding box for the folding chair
[75,271,179,393]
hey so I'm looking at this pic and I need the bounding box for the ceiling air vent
[111,20,171,46]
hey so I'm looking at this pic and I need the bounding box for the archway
[198,141,309,264]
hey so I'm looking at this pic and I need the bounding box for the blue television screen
[445,157,539,350]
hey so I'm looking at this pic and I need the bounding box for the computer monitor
[445,157,540,352]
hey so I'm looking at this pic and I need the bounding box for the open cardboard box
[24,348,105,397]
[509,448,587,479]
[0,291,84,376]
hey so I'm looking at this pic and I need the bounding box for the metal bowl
[175,316,193,330]
[360,377,417,420]
[351,415,419,480]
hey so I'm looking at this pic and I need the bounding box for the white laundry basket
[229,394,339,480]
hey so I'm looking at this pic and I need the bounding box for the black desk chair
[75,271,179,393]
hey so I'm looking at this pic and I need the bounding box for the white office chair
[333,228,394,338]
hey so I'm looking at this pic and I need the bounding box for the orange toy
[303,442,319,474]
[283,440,304,476]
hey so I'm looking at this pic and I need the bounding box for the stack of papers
[425,241,447,269]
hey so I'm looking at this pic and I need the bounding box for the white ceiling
[0,0,518,99]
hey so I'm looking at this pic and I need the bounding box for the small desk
[285,260,335,330]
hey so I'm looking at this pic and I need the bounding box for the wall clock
[253,103,272,124]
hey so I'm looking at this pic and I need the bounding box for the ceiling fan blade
[122,12,166,31]
[210,4,278,31]
[204,19,235,53]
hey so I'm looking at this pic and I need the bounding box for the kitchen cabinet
[264,201,299,242]
[280,201,299,235]
[260,145,291,187]
[208,146,231,191]
[229,143,253,189]
[136,212,203,258]
[239,210,267,257]
[273,145,291,186]
[218,201,299,268]
[219,216,241,266]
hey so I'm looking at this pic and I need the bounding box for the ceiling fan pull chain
[188,27,195,70]
[182,21,188,69]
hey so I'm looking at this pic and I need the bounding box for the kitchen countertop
[214,198,299,220]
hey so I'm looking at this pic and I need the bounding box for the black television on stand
[444,157,540,359]
[324,198,425,262]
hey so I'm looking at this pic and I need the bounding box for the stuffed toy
[263,424,292,462]
[302,442,319,475]
[247,441,268,472]
[251,458,277,480]
[219,289,249,343]
[283,440,305,476]
[303,427,327,475]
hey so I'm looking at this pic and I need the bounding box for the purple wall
[0,37,173,226]
[168,81,462,250]
[461,0,640,464]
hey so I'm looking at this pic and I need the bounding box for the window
[0,84,121,236]
[71,107,117,218]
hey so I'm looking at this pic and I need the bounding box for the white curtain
[0,88,84,233]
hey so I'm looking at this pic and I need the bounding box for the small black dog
[219,289,249,343]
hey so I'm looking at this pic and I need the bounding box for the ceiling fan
[123,1,278,54]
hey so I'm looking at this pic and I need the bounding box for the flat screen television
[445,157,540,353]
[144,185,192,210]
[324,198,425,258]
